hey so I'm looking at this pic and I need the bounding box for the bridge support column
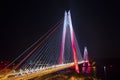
[59,11,80,73]
[68,11,80,73]
[72,43,80,73]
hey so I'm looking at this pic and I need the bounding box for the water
[95,58,120,80]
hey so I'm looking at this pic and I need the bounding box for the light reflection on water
[82,66,96,74]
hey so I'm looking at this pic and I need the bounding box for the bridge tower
[83,47,91,67]
[59,11,80,73]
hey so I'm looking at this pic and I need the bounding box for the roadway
[0,60,85,80]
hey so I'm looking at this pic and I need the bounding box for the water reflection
[82,66,96,74]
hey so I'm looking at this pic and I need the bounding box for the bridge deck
[1,61,85,80]
[2,63,73,80]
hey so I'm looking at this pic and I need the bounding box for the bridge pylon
[83,47,91,67]
[59,11,80,73]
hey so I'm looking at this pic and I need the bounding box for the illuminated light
[87,67,91,73]
[83,63,85,67]
[84,47,88,61]
[82,67,86,73]
[88,61,91,67]
[104,66,106,69]
[92,61,96,66]
[92,66,96,72]
[68,11,79,73]
[59,11,67,64]
[59,11,80,73]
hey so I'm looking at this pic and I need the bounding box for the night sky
[0,0,120,61]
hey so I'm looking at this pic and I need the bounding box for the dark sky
[0,0,120,61]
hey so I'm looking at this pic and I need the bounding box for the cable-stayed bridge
[0,11,90,80]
